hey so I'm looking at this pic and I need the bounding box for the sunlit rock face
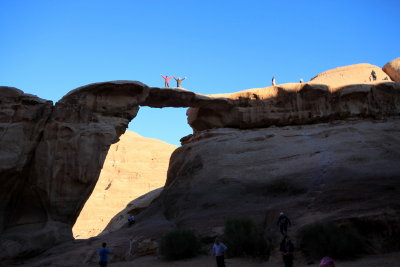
[73,131,176,239]
[383,58,400,82]
[187,81,400,132]
[309,63,391,86]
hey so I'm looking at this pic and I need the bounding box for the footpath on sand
[103,252,400,267]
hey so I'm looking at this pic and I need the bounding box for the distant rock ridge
[0,59,399,261]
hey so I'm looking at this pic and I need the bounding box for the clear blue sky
[1,0,399,145]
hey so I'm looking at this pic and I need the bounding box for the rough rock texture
[103,187,163,233]
[73,131,175,239]
[23,118,400,266]
[0,81,229,261]
[0,87,53,259]
[187,82,400,132]
[1,59,400,264]
[309,63,391,86]
[383,58,400,82]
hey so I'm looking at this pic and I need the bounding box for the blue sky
[1,0,399,145]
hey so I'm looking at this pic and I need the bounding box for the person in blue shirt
[99,242,110,267]
[212,237,228,267]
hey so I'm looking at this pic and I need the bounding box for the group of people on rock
[161,69,383,90]
[160,74,187,88]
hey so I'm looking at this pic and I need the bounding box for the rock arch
[1,77,400,260]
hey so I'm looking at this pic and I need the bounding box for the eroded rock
[383,58,400,82]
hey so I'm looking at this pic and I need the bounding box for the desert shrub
[223,217,271,259]
[299,222,365,260]
[159,229,201,260]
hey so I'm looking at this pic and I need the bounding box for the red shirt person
[160,74,174,87]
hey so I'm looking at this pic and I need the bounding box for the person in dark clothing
[127,215,135,226]
[277,212,292,235]
[99,242,110,267]
[174,77,186,88]
[280,235,294,267]
[371,70,377,81]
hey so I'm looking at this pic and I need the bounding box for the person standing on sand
[280,235,294,267]
[160,74,174,87]
[99,242,110,267]
[272,77,276,86]
[277,212,292,235]
[212,237,228,267]
[174,76,186,88]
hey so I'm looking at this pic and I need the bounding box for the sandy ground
[106,252,400,267]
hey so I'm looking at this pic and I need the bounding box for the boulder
[383,58,400,82]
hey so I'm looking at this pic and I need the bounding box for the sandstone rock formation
[187,81,400,132]
[309,63,391,86]
[0,81,229,261]
[1,59,400,264]
[103,187,164,233]
[23,118,400,266]
[73,131,176,239]
[383,58,400,82]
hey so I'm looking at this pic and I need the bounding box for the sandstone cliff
[73,131,176,239]
[24,118,400,266]
[1,59,400,264]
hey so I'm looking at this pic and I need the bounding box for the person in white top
[212,237,228,267]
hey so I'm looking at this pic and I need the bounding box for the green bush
[299,222,365,260]
[223,217,271,259]
[159,229,201,260]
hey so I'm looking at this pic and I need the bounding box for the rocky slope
[0,59,399,264]
[73,131,176,239]
[24,118,400,266]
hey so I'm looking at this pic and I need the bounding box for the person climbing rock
[128,215,135,226]
[160,74,174,87]
[277,212,292,235]
[99,242,110,267]
[174,77,187,88]
[280,235,294,267]
[370,70,377,81]
[212,237,228,267]
[272,77,276,86]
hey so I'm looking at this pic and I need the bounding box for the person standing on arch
[272,76,276,86]
[174,76,187,88]
[160,74,174,87]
